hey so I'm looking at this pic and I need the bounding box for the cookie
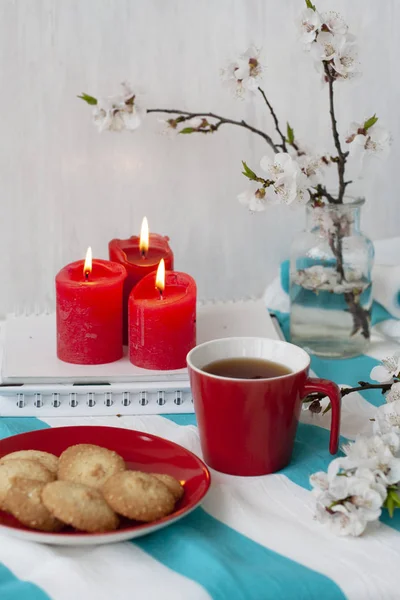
[41,480,119,533]
[103,471,175,522]
[58,444,125,489]
[0,459,55,510]
[1,450,59,475]
[151,473,184,502]
[4,478,63,532]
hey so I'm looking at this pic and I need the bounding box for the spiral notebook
[0,299,279,416]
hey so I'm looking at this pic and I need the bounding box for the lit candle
[56,247,127,364]
[109,218,174,344]
[129,260,197,370]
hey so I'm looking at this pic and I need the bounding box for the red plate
[0,425,211,546]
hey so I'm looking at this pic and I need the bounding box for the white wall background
[0,0,399,315]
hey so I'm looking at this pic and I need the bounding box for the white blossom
[375,400,400,434]
[336,444,400,487]
[328,473,353,500]
[313,462,387,536]
[321,11,348,36]
[301,8,360,82]
[312,393,400,536]
[329,504,369,536]
[260,153,310,206]
[312,31,340,62]
[347,477,384,521]
[370,354,400,383]
[342,434,390,460]
[93,83,143,132]
[332,38,360,80]
[354,467,388,502]
[299,8,322,45]
[310,471,329,493]
[386,382,400,404]
[311,30,360,81]
[315,494,368,536]
[347,122,391,163]
[297,154,324,186]
[237,188,267,212]
[292,265,366,295]
[220,46,262,99]
[157,117,180,138]
[312,210,336,235]
[238,153,310,212]
[343,432,400,460]
[287,143,325,186]
[293,265,329,290]
[93,98,125,132]
[370,448,400,486]
[312,208,352,238]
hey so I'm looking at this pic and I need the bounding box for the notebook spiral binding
[0,382,193,417]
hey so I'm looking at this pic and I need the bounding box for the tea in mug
[201,357,292,380]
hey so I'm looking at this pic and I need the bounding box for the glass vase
[289,198,374,358]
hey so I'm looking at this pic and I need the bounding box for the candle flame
[139,217,149,256]
[83,246,92,278]
[156,259,165,294]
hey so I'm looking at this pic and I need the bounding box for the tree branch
[310,184,337,205]
[304,381,393,406]
[324,62,347,203]
[257,87,287,151]
[326,221,371,338]
[147,108,280,152]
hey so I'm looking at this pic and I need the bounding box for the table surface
[1,305,400,600]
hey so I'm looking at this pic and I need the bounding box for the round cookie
[1,450,58,475]
[103,471,175,522]
[0,460,55,510]
[42,480,119,533]
[4,478,63,532]
[151,474,184,502]
[58,444,125,490]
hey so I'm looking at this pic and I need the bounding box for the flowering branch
[146,108,280,152]
[304,381,394,413]
[305,354,400,415]
[310,355,400,536]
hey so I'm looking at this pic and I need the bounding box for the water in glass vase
[289,199,374,358]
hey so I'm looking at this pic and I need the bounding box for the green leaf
[385,492,395,518]
[286,122,295,145]
[363,114,378,130]
[391,490,400,507]
[305,0,316,10]
[77,93,98,106]
[241,160,257,181]
[179,127,195,134]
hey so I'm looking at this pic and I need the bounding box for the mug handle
[302,378,341,455]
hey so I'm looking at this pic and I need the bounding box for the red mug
[187,337,341,476]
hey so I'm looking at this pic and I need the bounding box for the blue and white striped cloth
[2,259,400,599]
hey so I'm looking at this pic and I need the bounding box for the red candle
[109,218,174,344]
[56,248,127,364]
[129,260,197,370]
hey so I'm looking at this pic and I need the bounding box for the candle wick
[141,250,147,259]
[85,271,89,281]
[159,289,163,300]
